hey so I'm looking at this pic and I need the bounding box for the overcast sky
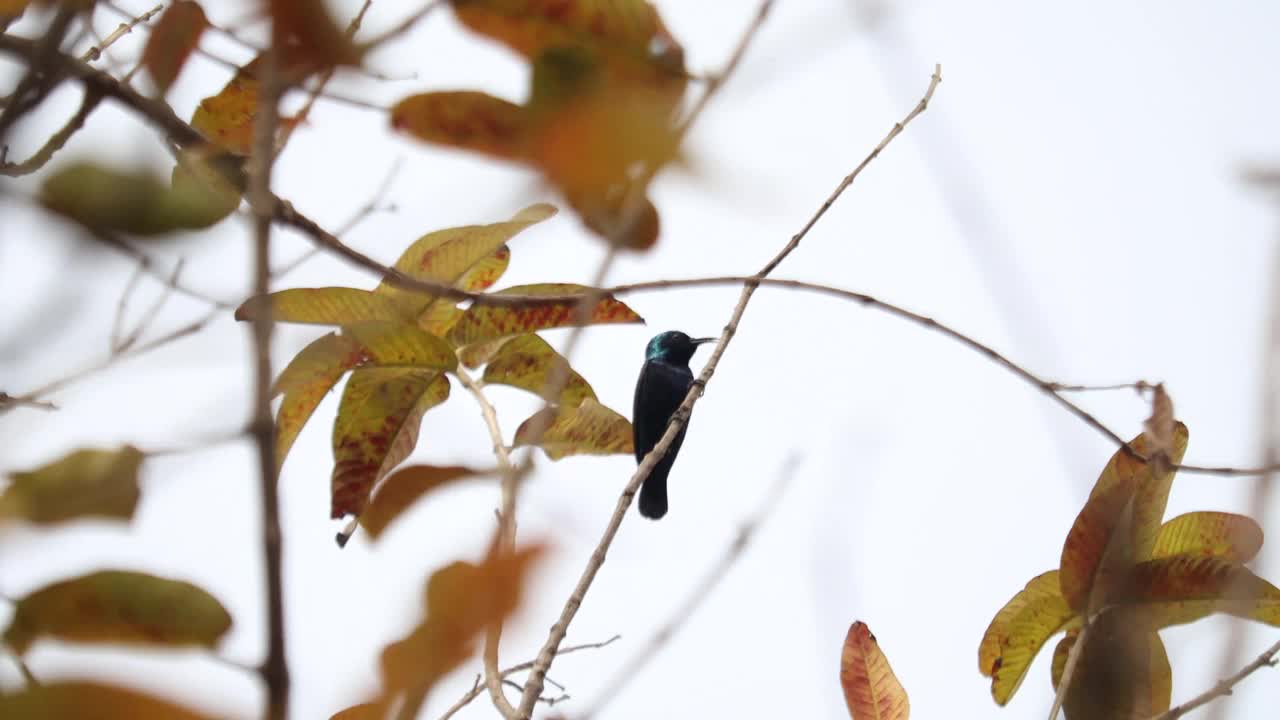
[3,1,1280,718]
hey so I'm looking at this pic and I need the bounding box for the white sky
[2,1,1280,718]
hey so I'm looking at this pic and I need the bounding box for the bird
[633,330,716,519]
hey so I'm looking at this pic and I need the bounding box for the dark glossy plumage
[633,331,715,519]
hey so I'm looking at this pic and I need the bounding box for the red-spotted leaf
[331,369,451,518]
[978,570,1077,705]
[236,288,411,326]
[142,1,208,94]
[191,56,304,155]
[0,446,144,525]
[379,544,545,699]
[0,682,217,720]
[1151,511,1264,564]
[1063,610,1171,720]
[343,322,458,372]
[360,465,485,540]
[447,283,643,346]
[840,621,909,720]
[1117,555,1280,629]
[513,397,632,459]
[390,91,527,161]
[482,333,596,406]
[3,570,231,654]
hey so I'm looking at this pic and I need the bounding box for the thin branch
[1049,621,1090,720]
[91,230,236,310]
[1048,381,1153,394]
[450,367,520,720]
[115,259,185,353]
[580,457,799,719]
[1153,638,1280,720]
[79,3,162,63]
[0,392,57,412]
[0,5,79,139]
[515,60,943,720]
[435,637,620,720]
[110,261,147,351]
[246,47,289,720]
[0,87,102,176]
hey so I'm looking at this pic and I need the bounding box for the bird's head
[645,330,716,365]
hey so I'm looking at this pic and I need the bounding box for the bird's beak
[693,337,717,346]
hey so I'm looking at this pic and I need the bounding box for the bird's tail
[638,471,668,519]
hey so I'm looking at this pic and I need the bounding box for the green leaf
[3,570,231,654]
[0,446,144,525]
[447,283,643,346]
[40,162,237,235]
[513,397,633,459]
[481,333,596,406]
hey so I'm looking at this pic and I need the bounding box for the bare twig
[1048,381,1154,394]
[109,261,147,351]
[514,61,942,719]
[91,231,236,310]
[1154,638,1280,720]
[1049,620,1090,720]
[580,456,799,719]
[115,259,185,353]
[0,392,57,412]
[246,47,289,720]
[0,87,102,176]
[79,3,162,63]
[435,637,621,720]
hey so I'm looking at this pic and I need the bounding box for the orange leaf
[329,702,388,720]
[978,570,1077,705]
[360,465,484,540]
[513,397,633,459]
[330,369,450,517]
[447,283,643,346]
[236,288,412,326]
[142,1,208,94]
[448,0,686,85]
[0,682,216,720]
[1063,609,1172,720]
[390,91,527,162]
[268,0,363,68]
[839,621,909,720]
[3,570,231,654]
[1059,477,1138,614]
[1117,556,1280,628]
[1086,423,1188,560]
[1151,511,1264,564]
[379,544,545,699]
[482,333,597,406]
[0,446,144,526]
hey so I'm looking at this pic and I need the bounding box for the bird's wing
[633,359,693,463]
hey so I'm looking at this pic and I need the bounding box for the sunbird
[633,331,716,519]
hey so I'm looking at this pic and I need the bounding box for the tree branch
[1153,637,1280,720]
[578,457,798,719]
[246,47,289,720]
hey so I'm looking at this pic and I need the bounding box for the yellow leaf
[273,333,361,467]
[513,397,633,459]
[190,56,306,156]
[3,570,231,654]
[343,321,459,372]
[360,465,483,540]
[481,333,596,406]
[447,283,643,346]
[0,682,216,720]
[331,369,450,517]
[1086,423,1188,560]
[1151,511,1264,564]
[236,288,412,326]
[0,446,144,525]
[1049,629,1077,691]
[978,570,1077,705]
[839,621,909,720]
